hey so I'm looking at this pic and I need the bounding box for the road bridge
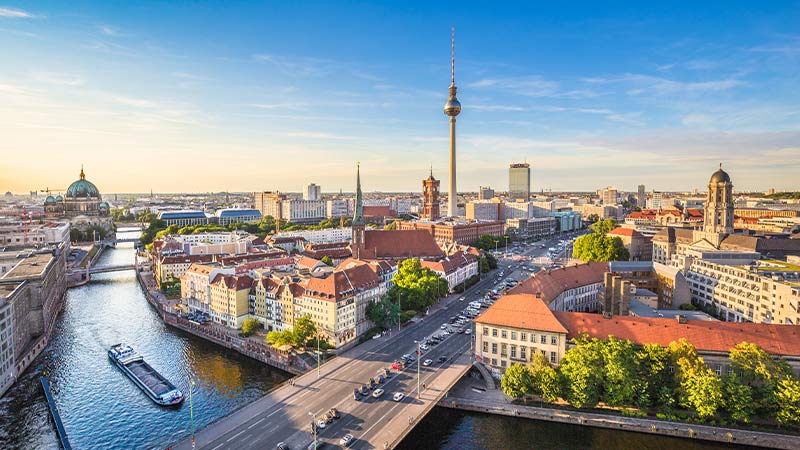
[68,263,136,277]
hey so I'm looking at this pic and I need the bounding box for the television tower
[443,26,462,217]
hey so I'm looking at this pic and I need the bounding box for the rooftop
[475,293,568,334]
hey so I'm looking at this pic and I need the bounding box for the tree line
[572,219,629,262]
[501,336,800,427]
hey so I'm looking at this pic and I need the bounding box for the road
[172,231,584,450]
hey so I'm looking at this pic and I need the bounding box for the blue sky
[1,1,799,194]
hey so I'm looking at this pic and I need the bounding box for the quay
[40,376,72,450]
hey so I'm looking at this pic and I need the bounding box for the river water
[0,229,767,450]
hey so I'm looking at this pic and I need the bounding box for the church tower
[695,164,734,247]
[421,168,441,220]
[351,163,365,259]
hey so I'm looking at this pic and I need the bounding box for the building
[420,251,478,292]
[275,227,352,244]
[647,191,663,210]
[254,191,286,218]
[475,294,800,376]
[0,245,67,396]
[734,208,798,219]
[421,171,441,221]
[505,217,557,241]
[280,199,326,224]
[479,186,495,200]
[326,199,352,218]
[599,186,618,205]
[305,183,321,201]
[637,184,646,208]
[397,220,504,246]
[502,201,532,220]
[550,211,582,232]
[508,163,531,201]
[444,30,462,218]
[43,166,110,218]
[158,210,209,227]
[209,274,253,328]
[607,227,652,261]
[578,204,622,220]
[508,262,609,312]
[465,200,501,221]
[0,221,70,248]
[215,208,262,225]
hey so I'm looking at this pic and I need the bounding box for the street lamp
[189,378,196,450]
[308,411,317,449]
[397,292,402,332]
[415,340,421,398]
[316,333,321,379]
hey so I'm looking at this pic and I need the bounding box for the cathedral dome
[710,167,731,184]
[55,195,63,202]
[45,195,56,204]
[66,167,101,199]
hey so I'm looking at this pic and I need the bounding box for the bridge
[99,237,142,248]
[68,263,137,276]
[170,274,501,450]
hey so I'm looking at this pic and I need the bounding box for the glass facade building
[508,163,530,201]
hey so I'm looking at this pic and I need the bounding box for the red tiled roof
[420,251,477,275]
[363,205,394,217]
[295,255,324,270]
[210,273,253,291]
[508,262,608,304]
[608,227,643,238]
[357,230,444,259]
[554,312,800,357]
[303,263,382,302]
[475,294,568,334]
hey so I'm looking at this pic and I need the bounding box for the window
[492,328,498,337]
[540,334,547,344]
[550,352,557,364]
[520,332,527,341]
[520,348,527,361]
[501,344,507,357]
[491,358,497,366]
[491,343,497,354]
[511,331,517,340]
[482,342,488,352]
[483,327,488,335]
[530,334,536,343]
[500,360,507,368]
[501,330,507,339]
[551,336,557,345]
[510,346,516,359]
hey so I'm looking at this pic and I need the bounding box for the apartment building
[209,274,253,328]
[420,251,478,292]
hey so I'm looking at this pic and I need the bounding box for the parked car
[423,359,433,366]
[317,420,326,429]
[353,388,360,401]
[372,388,385,398]
[392,392,405,402]
[438,355,447,363]
[328,408,339,419]
[339,434,354,447]
[277,443,289,450]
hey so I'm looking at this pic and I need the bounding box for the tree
[529,352,560,402]
[391,259,449,311]
[636,343,675,407]
[241,318,261,337]
[320,256,333,266]
[682,366,724,419]
[294,314,317,346]
[365,297,400,329]
[501,363,533,399]
[475,234,498,251]
[478,256,490,273]
[559,337,604,408]
[484,252,498,269]
[572,232,629,262]
[384,221,398,230]
[591,219,616,234]
[584,213,599,225]
[775,377,800,426]
[266,330,295,347]
[599,337,646,407]
[723,375,754,423]
[729,342,793,414]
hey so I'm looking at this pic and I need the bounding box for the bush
[400,310,417,323]
[241,318,261,337]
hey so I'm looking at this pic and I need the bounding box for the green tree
[636,343,675,407]
[529,352,561,402]
[730,341,794,414]
[241,318,261,337]
[501,363,533,399]
[683,366,724,419]
[475,234,498,251]
[775,377,800,426]
[266,330,295,347]
[591,219,616,234]
[600,337,646,407]
[484,252,498,269]
[572,219,629,262]
[559,337,603,408]
[391,259,448,311]
[320,256,334,266]
[723,375,754,423]
[294,314,317,346]
[384,221,398,230]
[365,297,400,329]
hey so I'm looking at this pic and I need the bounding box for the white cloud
[0,7,33,18]
[467,76,560,97]
[247,103,308,111]
[584,73,744,95]
[31,71,85,86]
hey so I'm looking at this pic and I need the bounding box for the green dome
[55,195,63,201]
[45,195,56,203]
[66,167,100,199]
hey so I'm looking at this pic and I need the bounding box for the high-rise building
[599,186,618,205]
[637,185,646,208]
[254,191,286,218]
[444,27,462,217]
[508,163,531,201]
[478,186,495,200]
[305,183,321,201]
[421,170,441,220]
[647,191,663,210]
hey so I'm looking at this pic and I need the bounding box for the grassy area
[756,260,800,272]
[79,245,99,269]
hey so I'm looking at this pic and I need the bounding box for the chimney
[676,314,687,324]
[602,311,612,319]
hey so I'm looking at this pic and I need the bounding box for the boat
[108,343,184,406]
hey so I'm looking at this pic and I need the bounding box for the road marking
[226,429,246,442]
[267,409,280,418]
[211,444,224,450]
[247,417,265,429]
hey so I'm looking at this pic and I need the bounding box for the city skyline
[2,2,800,194]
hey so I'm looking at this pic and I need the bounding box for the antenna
[451,25,455,86]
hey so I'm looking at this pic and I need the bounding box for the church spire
[353,162,364,225]
[79,165,85,180]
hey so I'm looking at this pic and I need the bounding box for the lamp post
[189,378,196,450]
[504,235,509,257]
[316,333,321,379]
[308,411,317,449]
[397,292,401,332]
[416,341,421,398]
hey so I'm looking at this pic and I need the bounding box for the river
[0,229,767,450]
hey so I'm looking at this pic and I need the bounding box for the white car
[339,434,354,446]
[440,324,448,329]
[465,329,472,335]
[372,388,385,398]
[420,344,429,351]
[317,420,326,429]
[423,358,433,366]
[458,296,465,301]
[393,392,405,402]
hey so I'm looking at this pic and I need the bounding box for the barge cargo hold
[108,343,184,406]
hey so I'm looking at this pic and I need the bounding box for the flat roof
[628,299,718,321]
[0,252,53,280]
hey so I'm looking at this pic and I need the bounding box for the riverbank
[134,269,309,375]
[439,374,800,449]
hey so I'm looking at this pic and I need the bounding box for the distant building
[420,251,478,292]
[550,211,582,232]
[275,227,352,244]
[599,186,618,205]
[508,163,531,201]
[608,227,652,261]
[254,191,286,218]
[43,166,110,218]
[398,220,504,246]
[158,210,209,227]
[215,208,262,225]
[305,183,321,201]
[637,184,646,208]
[505,217,557,241]
[326,199,352,218]
[466,200,501,221]
[280,199,326,224]
[421,171,441,220]
[479,186,495,200]
[647,191,663,210]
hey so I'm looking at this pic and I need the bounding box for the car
[317,420,326,429]
[438,355,447,363]
[423,358,433,366]
[392,392,405,402]
[377,374,385,383]
[391,362,403,371]
[458,296,465,301]
[323,413,333,424]
[465,329,472,335]
[277,443,289,450]
[339,434,354,446]
[406,355,416,362]
[353,388,360,400]
[329,408,339,419]
[402,353,412,360]
[307,441,324,450]
[372,388,385,398]
[442,330,451,336]
[360,385,369,395]
[420,344,429,351]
